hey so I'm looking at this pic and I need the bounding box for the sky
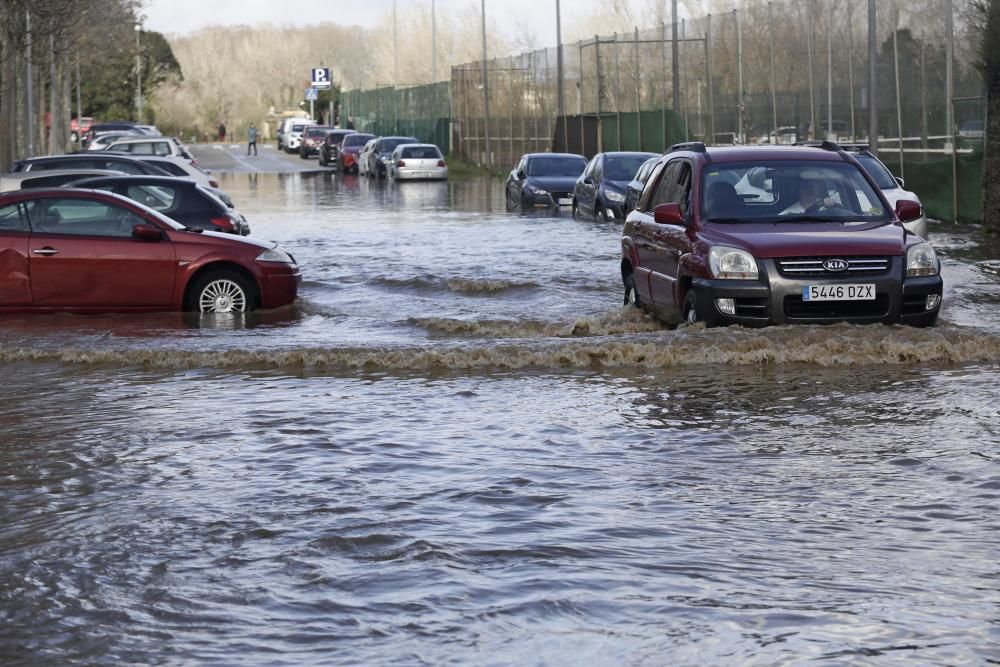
[141,0,655,50]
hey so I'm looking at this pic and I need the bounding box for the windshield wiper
[182,226,204,233]
[705,217,747,224]
[771,215,834,223]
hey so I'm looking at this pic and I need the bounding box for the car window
[593,156,604,181]
[853,154,897,190]
[648,161,682,210]
[153,142,171,156]
[143,160,184,176]
[605,155,652,182]
[701,160,890,222]
[400,146,441,159]
[100,160,144,174]
[636,162,666,211]
[126,185,178,212]
[27,198,147,237]
[527,157,587,177]
[0,203,28,232]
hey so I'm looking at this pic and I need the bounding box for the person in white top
[781,178,834,215]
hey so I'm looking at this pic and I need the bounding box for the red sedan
[0,188,301,313]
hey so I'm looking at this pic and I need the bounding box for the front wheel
[682,290,701,325]
[624,273,641,308]
[187,270,256,313]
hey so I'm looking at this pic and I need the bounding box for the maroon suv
[621,142,942,327]
[0,189,300,313]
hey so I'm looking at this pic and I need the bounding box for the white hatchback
[107,137,194,162]
[389,144,448,181]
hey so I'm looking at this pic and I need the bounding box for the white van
[277,116,314,151]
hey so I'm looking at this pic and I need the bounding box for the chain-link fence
[341,81,450,152]
[342,0,987,221]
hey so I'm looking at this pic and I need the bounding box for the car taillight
[437,160,446,167]
[209,179,219,188]
[209,216,235,232]
[397,160,405,167]
[343,154,355,165]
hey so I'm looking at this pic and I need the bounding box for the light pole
[135,24,143,121]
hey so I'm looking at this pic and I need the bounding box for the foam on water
[409,306,665,338]
[2,323,997,371]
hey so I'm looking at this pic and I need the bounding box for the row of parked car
[504,144,929,240]
[276,117,448,181]
[0,125,301,314]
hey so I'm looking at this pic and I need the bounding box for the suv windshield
[527,157,587,177]
[343,135,371,148]
[701,160,891,223]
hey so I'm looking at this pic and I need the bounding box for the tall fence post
[661,22,668,149]
[768,2,777,137]
[480,0,491,167]
[706,14,715,145]
[635,27,642,151]
[735,8,743,144]
[892,0,903,179]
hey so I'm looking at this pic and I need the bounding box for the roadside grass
[446,157,506,180]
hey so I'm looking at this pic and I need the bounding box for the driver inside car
[780,176,835,214]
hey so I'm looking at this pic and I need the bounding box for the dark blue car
[573,151,658,221]
[505,153,588,210]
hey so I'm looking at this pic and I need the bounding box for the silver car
[849,149,929,240]
[389,144,448,181]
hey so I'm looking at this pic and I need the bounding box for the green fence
[880,149,984,223]
[341,82,450,154]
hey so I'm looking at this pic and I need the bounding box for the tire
[571,199,579,218]
[596,201,613,222]
[682,290,700,325]
[318,152,326,167]
[187,270,256,314]
[624,273,641,308]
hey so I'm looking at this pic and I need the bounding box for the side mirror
[132,223,163,241]
[653,202,684,225]
[894,176,905,188]
[895,199,922,223]
[516,169,525,180]
[583,176,595,186]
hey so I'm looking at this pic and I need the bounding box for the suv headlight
[256,247,295,264]
[526,185,548,195]
[906,242,938,277]
[605,190,625,203]
[709,246,758,280]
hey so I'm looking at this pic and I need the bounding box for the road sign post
[306,87,318,120]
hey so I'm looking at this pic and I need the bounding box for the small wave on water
[409,307,665,339]
[2,323,998,372]
[370,274,539,295]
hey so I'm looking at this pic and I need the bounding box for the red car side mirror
[895,199,922,223]
[132,223,163,241]
[653,202,684,224]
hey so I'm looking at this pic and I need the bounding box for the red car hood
[704,220,906,258]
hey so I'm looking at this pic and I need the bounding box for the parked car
[623,156,660,216]
[368,136,420,178]
[107,137,194,161]
[283,120,318,153]
[331,132,375,172]
[574,151,658,221]
[800,119,851,141]
[69,116,95,143]
[388,144,448,181]
[357,138,379,177]
[299,126,334,159]
[315,129,354,166]
[759,126,799,145]
[277,116,312,151]
[0,188,300,313]
[87,131,143,151]
[959,120,984,141]
[81,121,139,149]
[133,155,219,189]
[11,154,172,177]
[1,169,125,191]
[66,175,249,235]
[505,153,588,210]
[621,142,941,327]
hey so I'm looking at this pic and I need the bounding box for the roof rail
[669,141,707,153]
[792,140,844,151]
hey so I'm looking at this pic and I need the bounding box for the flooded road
[1,146,999,665]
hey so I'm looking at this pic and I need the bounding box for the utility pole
[867,0,878,154]
[26,10,34,158]
[892,0,903,178]
[431,0,437,82]
[768,2,777,137]
[827,0,833,140]
[557,0,566,151]
[807,0,815,139]
[848,0,856,139]
[945,0,953,150]
[671,0,679,112]
[480,0,490,166]
[735,8,743,144]
[135,24,142,121]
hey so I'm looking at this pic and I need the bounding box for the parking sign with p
[312,68,331,89]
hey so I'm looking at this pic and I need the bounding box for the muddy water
[1,166,998,665]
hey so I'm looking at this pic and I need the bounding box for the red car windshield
[700,160,891,224]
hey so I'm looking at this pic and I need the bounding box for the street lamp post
[135,24,143,121]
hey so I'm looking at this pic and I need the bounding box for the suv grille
[776,256,890,277]
[784,294,890,319]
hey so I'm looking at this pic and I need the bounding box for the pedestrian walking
[218,122,227,142]
[247,123,258,156]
